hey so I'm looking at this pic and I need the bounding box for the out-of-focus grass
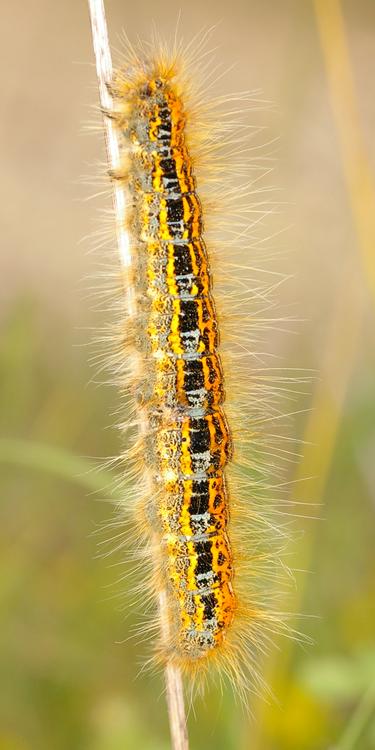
[0,437,120,495]
[248,3,375,749]
[314,0,375,307]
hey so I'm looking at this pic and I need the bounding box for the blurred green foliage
[0,300,374,749]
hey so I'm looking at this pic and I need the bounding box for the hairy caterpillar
[111,62,236,663]
[91,23,301,703]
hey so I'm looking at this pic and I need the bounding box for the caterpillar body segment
[111,66,237,663]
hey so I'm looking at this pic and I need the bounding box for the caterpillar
[111,65,236,662]
[92,26,301,701]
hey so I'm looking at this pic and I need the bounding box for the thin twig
[86,2,189,748]
[159,591,190,750]
[87,0,134,316]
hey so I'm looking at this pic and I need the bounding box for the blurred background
[1,0,375,748]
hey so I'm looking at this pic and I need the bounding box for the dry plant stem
[87,2,189,749]
[159,591,190,750]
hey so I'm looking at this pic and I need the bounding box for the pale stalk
[86,2,189,748]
